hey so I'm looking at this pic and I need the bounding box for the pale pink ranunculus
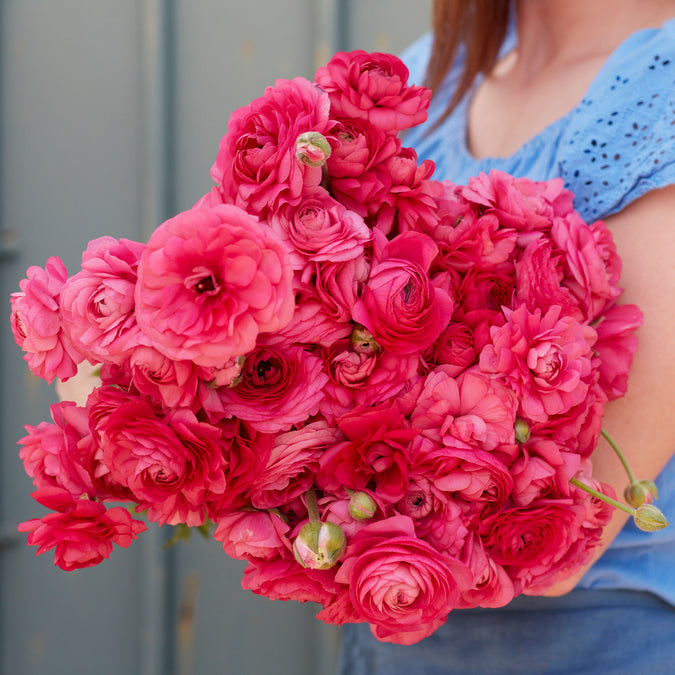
[552,214,622,322]
[352,230,453,355]
[480,305,597,423]
[411,366,517,452]
[334,514,471,645]
[210,77,336,216]
[267,187,371,272]
[59,237,146,364]
[314,51,431,132]
[217,343,328,433]
[248,421,344,509]
[18,487,146,571]
[19,401,96,498]
[97,403,227,525]
[10,257,84,383]
[213,509,291,561]
[593,303,643,401]
[134,205,294,368]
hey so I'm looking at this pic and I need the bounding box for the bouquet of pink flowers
[10,50,662,645]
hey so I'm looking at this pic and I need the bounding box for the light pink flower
[213,509,291,561]
[334,515,471,645]
[18,487,146,571]
[10,257,84,383]
[352,230,453,354]
[314,51,431,132]
[217,343,328,433]
[210,77,336,216]
[134,205,294,367]
[480,305,597,422]
[60,237,146,364]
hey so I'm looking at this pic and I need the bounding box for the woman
[338,1,675,672]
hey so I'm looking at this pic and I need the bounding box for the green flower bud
[351,325,379,355]
[514,418,531,444]
[348,491,377,520]
[624,479,658,508]
[296,131,332,167]
[633,504,669,532]
[293,521,346,570]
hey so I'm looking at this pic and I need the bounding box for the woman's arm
[542,183,675,596]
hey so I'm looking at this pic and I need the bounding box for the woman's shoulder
[559,18,675,220]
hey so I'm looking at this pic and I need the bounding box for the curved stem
[570,477,636,516]
[601,429,636,484]
[305,488,321,523]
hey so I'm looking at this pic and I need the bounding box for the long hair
[426,0,511,119]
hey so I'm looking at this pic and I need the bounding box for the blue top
[402,19,675,605]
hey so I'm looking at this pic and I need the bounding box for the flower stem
[570,477,636,516]
[601,429,636,484]
[305,488,321,523]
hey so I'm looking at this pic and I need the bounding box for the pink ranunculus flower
[352,230,453,355]
[134,205,294,367]
[313,255,371,324]
[314,51,431,132]
[19,401,96,498]
[333,514,471,645]
[217,343,328,433]
[210,77,336,216]
[213,509,291,562]
[593,303,643,400]
[411,366,517,452]
[480,304,597,423]
[18,487,146,571]
[97,403,227,526]
[267,187,371,271]
[430,322,478,375]
[59,237,147,364]
[10,257,84,383]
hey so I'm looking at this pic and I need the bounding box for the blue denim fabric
[337,589,675,674]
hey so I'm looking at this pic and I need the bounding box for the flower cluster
[11,50,647,644]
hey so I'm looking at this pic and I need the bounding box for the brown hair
[426,0,511,120]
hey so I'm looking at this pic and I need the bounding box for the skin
[466,0,675,595]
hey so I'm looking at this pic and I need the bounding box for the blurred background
[0,1,430,673]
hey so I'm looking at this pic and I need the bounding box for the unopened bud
[514,419,531,444]
[633,504,669,532]
[348,491,377,520]
[624,479,658,508]
[351,325,379,355]
[293,521,346,570]
[296,132,332,167]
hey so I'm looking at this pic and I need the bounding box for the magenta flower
[134,205,294,367]
[18,487,146,571]
[10,257,84,383]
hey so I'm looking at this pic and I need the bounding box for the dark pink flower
[18,487,146,571]
[334,514,471,645]
[217,343,328,433]
[60,237,146,364]
[134,205,294,367]
[10,257,84,383]
[352,230,453,354]
[480,305,597,422]
[314,51,431,132]
[313,256,370,324]
[210,77,336,216]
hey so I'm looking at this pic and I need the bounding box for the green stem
[601,429,636,484]
[305,488,321,523]
[570,477,636,516]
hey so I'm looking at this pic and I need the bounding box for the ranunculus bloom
[60,237,146,364]
[333,515,471,645]
[213,509,291,561]
[352,230,453,354]
[134,205,294,367]
[18,487,146,571]
[217,343,328,433]
[210,77,336,216]
[480,305,597,423]
[314,50,431,132]
[10,257,84,383]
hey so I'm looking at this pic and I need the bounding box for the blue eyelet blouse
[401,18,675,606]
